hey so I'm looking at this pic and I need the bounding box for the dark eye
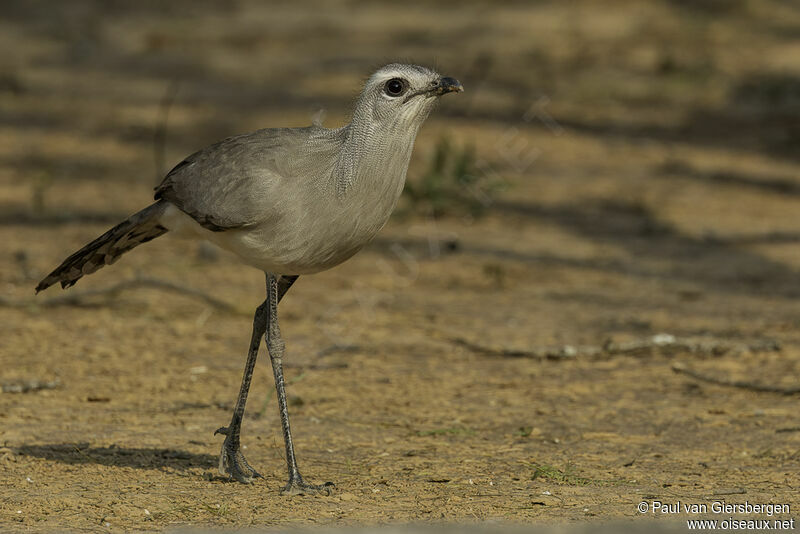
[384,78,407,97]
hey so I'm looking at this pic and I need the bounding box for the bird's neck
[334,115,421,199]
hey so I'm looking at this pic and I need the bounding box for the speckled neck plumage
[334,90,428,200]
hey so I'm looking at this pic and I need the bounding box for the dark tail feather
[35,201,169,293]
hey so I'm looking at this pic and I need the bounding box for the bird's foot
[214,426,262,484]
[281,475,335,496]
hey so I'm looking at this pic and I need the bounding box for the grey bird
[35,63,463,494]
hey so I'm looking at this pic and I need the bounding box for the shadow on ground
[495,199,800,298]
[15,443,216,471]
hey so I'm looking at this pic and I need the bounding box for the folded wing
[155,126,339,231]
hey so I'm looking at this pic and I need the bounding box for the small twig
[672,363,800,395]
[2,277,237,313]
[450,337,577,359]
[452,333,781,360]
[284,362,349,370]
[710,488,747,496]
[604,335,780,357]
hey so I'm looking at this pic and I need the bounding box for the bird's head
[355,63,463,129]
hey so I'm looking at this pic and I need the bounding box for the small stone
[652,333,676,345]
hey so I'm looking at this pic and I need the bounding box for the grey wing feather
[154,127,321,231]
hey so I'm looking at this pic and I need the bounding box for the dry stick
[450,337,577,359]
[451,334,780,360]
[2,379,60,394]
[1,277,237,313]
[671,362,800,395]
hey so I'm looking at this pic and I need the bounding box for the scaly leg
[266,272,334,495]
[215,275,298,483]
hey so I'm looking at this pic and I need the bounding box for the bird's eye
[384,78,407,97]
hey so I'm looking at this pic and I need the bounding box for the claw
[216,428,261,484]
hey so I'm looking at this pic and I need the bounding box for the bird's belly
[160,199,392,275]
[211,226,367,275]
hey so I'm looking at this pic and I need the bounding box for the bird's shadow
[14,443,217,471]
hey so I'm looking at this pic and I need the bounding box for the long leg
[215,275,299,483]
[266,272,334,495]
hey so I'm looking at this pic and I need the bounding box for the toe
[281,480,335,496]
[217,442,261,484]
[232,471,256,484]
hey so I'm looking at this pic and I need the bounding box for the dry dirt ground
[1,0,799,531]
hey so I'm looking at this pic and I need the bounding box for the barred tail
[35,201,169,293]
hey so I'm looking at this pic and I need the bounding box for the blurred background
[1,0,798,530]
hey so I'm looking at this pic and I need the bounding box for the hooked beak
[433,76,464,96]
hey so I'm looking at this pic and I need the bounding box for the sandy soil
[1,0,798,531]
